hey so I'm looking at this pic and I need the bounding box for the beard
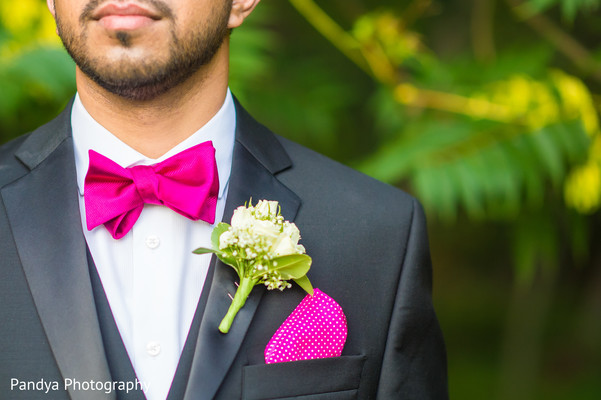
[55,0,232,101]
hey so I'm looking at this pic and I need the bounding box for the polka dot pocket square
[264,288,347,364]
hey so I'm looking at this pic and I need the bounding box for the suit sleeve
[376,198,449,399]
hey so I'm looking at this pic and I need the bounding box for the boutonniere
[194,199,313,333]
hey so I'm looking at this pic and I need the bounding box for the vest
[87,249,214,399]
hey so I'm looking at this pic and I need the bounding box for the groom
[0,0,448,398]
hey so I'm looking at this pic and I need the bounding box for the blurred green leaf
[526,0,601,20]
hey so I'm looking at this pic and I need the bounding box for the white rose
[282,222,300,243]
[271,235,299,257]
[252,219,281,239]
[255,200,279,220]
[231,206,254,228]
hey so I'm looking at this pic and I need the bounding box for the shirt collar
[71,89,236,199]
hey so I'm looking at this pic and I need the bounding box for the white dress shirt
[71,91,236,400]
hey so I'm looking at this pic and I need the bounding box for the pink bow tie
[84,142,219,240]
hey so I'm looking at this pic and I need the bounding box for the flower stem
[219,277,257,333]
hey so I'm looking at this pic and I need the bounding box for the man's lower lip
[98,15,156,30]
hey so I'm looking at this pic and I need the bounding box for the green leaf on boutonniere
[259,254,311,281]
[193,247,240,273]
[211,223,230,249]
[194,222,241,273]
[293,275,314,295]
[193,222,229,255]
[193,199,313,333]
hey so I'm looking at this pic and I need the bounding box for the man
[0,0,448,398]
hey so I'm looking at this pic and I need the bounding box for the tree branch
[288,0,371,76]
[472,0,497,63]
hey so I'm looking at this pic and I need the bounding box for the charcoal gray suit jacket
[0,99,448,399]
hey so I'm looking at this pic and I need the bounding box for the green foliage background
[1,0,601,398]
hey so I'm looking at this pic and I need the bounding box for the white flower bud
[255,200,279,220]
[231,206,254,228]
[283,222,300,244]
[219,231,233,250]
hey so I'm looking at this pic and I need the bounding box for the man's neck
[76,48,229,159]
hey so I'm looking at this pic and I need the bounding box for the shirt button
[146,341,161,357]
[145,235,160,249]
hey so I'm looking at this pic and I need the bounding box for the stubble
[55,0,232,101]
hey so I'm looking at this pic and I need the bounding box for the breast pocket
[242,355,366,400]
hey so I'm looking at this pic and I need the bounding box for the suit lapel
[1,106,113,400]
[1,98,301,400]
[183,101,301,400]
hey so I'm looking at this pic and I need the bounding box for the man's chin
[87,76,171,101]
[80,66,187,101]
